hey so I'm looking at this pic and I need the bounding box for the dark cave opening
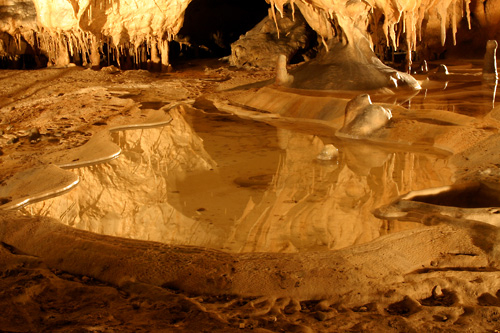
[0,34,46,70]
[169,0,270,62]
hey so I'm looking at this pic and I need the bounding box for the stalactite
[116,45,121,67]
[465,0,472,29]
[55,35,70,66]
[134,44,139,67]
[0,0,489,71]
[452,0,457,45]
[270,2,281,39]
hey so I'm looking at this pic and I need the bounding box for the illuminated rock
[339,94,392,137]
[2,0,499,71]
[230,8,311,68]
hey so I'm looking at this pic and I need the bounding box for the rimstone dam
[3,0,500,331]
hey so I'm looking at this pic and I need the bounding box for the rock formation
[1,0,192,69]
[229,7,312,68]
[2,0,500,70]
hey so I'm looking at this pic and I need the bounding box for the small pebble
[314,311,328,321]
[284,301,301,314]
[314,300,331,312]
[28,128,41,141]
[7,137,19,144]
[432,285,444,297]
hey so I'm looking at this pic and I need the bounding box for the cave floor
[2,59,500,332]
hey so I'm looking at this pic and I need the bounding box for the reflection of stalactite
[27,108,219,246]
[225,130,455,253]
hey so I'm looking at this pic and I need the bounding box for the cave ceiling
[0,0,500,68]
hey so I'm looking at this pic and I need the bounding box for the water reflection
[223,129,454,252]
[407,74,499,117]
[25,106,456,253]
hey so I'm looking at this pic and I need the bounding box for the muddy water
[168,111,282,238]
[406,80,497,117]
[141,106,456,252]
[159,65,499,252]
[26,63,499,253]
[407,64,499,117]
[183,111,455,252]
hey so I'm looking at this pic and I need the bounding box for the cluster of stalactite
[2,0,500,70]
[1,30,173,70]
[1,0,190,70]
[268,0,499,67]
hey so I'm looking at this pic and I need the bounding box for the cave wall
[1,0,500,69]
[1,0,192,69]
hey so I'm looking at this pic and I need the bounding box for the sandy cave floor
[2,59,500,332]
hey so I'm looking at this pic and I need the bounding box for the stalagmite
[420,60,429,73]
[160,39,170,72]
[339,94,392,137]
[90,38,100,68]
[343,94,372,128]
[438,64,449,74]
[55,37,70,67]
[139,44,147,67]
[483,40,498,80]
[275,54,294,86]
[6,2,500,332]
[229,8,311,69]
[150,38,160,71]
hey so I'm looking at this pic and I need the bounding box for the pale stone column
[275,54,294,86]
[139,44,147,68]
[150,38,161,71]
[54,38,70,67]
[160,39,170,72]
[90,38,101,69]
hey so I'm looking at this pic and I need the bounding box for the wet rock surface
[230,8,314,69]
[2,60,500,332]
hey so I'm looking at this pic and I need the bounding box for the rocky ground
[2,59,500,332]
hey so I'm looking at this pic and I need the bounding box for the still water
[26,62,498,253]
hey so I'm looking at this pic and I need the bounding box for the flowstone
[229,8,313,68]
[288,37,421,91]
